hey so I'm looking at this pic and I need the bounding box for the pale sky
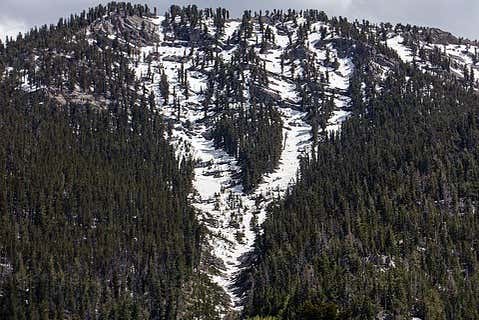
[1,0,478,42]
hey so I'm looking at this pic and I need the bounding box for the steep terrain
[1,3,479,320]
[131,12,354,313]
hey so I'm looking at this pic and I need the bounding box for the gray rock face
[90,13,160,46]
[314,38,358,59]
[427,28,460,45]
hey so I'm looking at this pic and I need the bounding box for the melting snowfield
[386,35,414,63]
[194,106,311,308]
[134,16,353,314]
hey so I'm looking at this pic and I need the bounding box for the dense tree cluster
[209,33,283,191]
[214,101,283,192]
[162,5,228,44]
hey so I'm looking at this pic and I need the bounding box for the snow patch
[387,35,414,63]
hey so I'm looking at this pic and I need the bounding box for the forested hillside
[0,4,215,319]
[1,2,479,320]
[240,62,479,320]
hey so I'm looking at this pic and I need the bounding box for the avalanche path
[133,16,353,315]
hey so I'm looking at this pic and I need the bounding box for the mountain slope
[130,9,354,314]
[0,4,206,319]
[1,3,479,320]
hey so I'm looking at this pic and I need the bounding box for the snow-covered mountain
[2,3,479,319]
